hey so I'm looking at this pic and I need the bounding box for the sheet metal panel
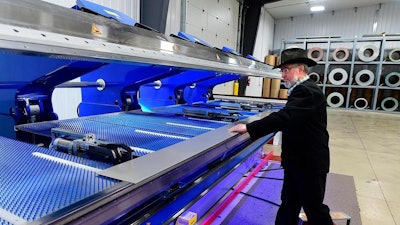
[98,125,241,184]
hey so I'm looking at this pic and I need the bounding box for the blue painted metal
[246,55,258,61]
[177,32,213,48]
[13,61,105,142]
[79,64,185,116]
[0,53,103,138]
[0,136,119,223]
[183,74,241,104]
[138,70,216,110]
[74,0,136,26]
[221,46,241,56]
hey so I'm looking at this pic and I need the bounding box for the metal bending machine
[0,0,283,224]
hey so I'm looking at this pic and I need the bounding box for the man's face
[280,64,300,88]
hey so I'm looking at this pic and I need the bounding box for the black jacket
[247,79,330,174]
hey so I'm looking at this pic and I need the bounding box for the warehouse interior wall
[272,2,400,52]
[183,0,241,95]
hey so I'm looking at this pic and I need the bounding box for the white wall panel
[245,76,263,97]
[185,0,239,50]
[213,81,234,95]
[185,0,240,95]
[273,2,400,52]
[52,78,82,119]
[186,3,208,33]
[253,6,275,61]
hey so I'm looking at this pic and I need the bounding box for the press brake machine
[0,0,282,224]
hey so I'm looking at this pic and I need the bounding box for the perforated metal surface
[0,137,119,224]
[15,112,226,151]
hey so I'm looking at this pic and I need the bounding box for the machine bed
[0,137,121,224]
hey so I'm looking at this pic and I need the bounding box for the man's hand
[228,123,247,134]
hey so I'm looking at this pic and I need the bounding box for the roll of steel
[327,92,344,108]
[332,47,350,62]
[355,69,375,86]
[384,72,400,87]
[388,49,400,62]
[307,47,324,61]
[381,97,399,112]
[358,44,379,62]
[309,72,320,83]
[354,97,368,110]
[328,68,348,85]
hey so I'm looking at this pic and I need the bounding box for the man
[229,48,333,225]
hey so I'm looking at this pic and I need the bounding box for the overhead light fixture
[310,5,325,12]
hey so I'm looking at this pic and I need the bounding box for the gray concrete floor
[264,109,400,225]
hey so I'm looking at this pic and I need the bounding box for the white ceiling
[264,0,399,19]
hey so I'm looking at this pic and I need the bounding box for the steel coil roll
[354,97,368,110]
[328,68,348,85]
[309,72,320,83]
[307,47,324,61]
[332,47,350,62]
[388,49,400,62]
[327,92,344,108]
[384,72,400,87]
[355,69,375,86]
[358,44,379,62]
[381,97,399,112]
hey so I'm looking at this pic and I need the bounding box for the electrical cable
[239,192,281,207]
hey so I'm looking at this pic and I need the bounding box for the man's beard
[284,74,299,88]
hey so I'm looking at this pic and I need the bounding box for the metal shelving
[282,36,400,113]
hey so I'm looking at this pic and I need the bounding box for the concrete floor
[265,109,400,225]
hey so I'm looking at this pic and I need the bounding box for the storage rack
[281,36,400,113]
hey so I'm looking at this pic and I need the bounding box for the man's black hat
[274,48,317,69]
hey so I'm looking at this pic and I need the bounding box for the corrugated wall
[273,2,400,52]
